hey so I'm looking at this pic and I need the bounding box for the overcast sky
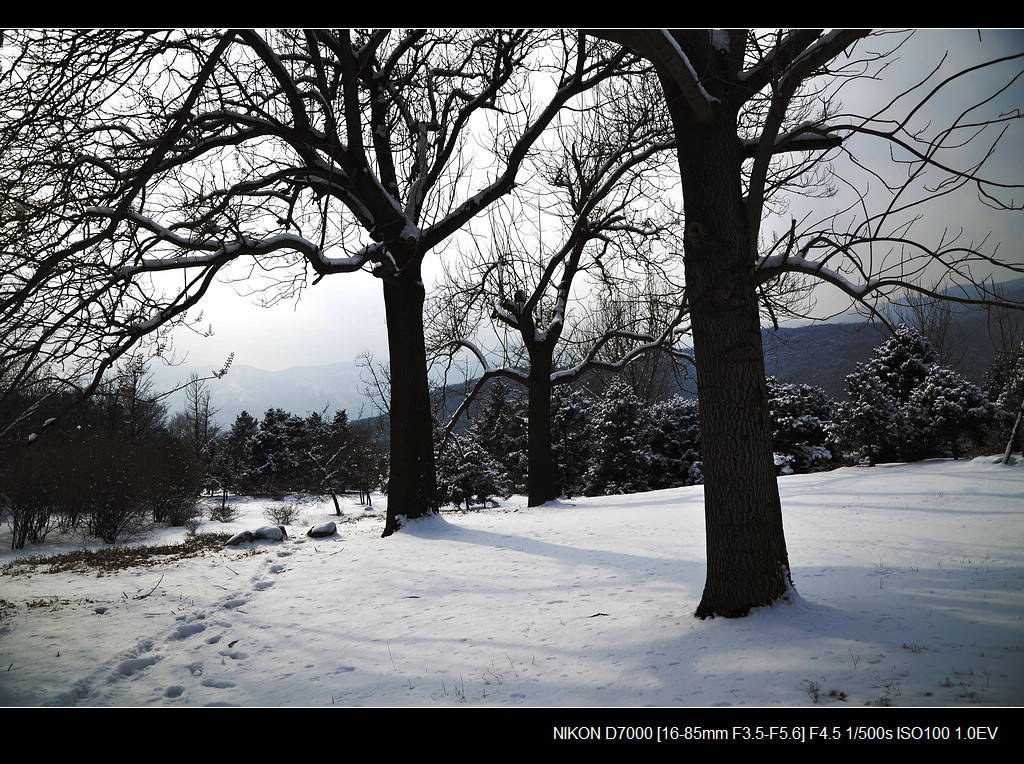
[166,29,1024,374]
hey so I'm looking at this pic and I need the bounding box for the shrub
[830,325,996,463]
[766,377,837,474]
[209,502,240,523]
[0,446,57,549]
[436,434,511,510]
[263,501,304,526]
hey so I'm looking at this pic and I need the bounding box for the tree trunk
[330,489,341,516]
[381,270,438,536]
[527,348,557,506]
[1004,399,1024,465]
[668,93,792,618]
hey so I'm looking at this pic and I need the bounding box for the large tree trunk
[527,348,557,506]
[381,269,438,537]
[668,90,792,618]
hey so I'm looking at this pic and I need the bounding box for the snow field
[0,457,1021,707]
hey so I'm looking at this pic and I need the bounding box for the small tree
[347,420,388,507]
[766,377,836,474]
[436,431,511,511]
[249,408,309,497]
[583,380,654,496]
[219,410,259,497]
[832,325,995,462]
[464,379,528,493]
[647,395,703,488]
[831,325,938,463]
[905,365,994,458]
[984,343,1024,460]
[550,385,594,498]
[305,409,353,515]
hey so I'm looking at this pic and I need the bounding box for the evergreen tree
[648,395,703,488]
[583,380,653,496]
[766,378,836,474]
[466,379,528,493]
[832,325,995,463]
[551,386,593,498]
[221,411,259,495]
[249,408,309,496]
[831,325,938,463]
[905,365,994,458]
[347,421,387,506]
[305,410,352,514]
[984,344,1024,456]
[436,431,511,510]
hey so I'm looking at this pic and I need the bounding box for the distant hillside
[761,277,1024,398]
[149,278,1024,427]
[761,322,887,399]
[150,360,371,427]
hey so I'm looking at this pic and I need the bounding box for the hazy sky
[167,29,1024,374]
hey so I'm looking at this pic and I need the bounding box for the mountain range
[150,278,1024,428]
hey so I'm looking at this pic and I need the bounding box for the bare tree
[0,29,634,536]
[593,29,1024,618]
[355,351,392,419]
[569,279,696,403]
[176,372,220,461]
[428,73,691,505]
[986,281,1024,357]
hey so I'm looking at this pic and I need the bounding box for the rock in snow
[306,522,337,538]
[224,530,254,546]
[252,525,288,541]
[224,525,288,546]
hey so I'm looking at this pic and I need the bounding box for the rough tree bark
[595,27,1023,617]
[589,28,871,618]
[526,344,557,505]
[382,264,438,535]
[667,93,791,615]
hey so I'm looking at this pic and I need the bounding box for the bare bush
[263,501,304,527]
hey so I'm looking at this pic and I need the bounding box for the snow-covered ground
[0,457,1021,708]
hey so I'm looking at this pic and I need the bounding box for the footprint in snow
[169,622,207,641]
[164,685,185,698]
[222,598,247,609]
[117,655,160,676]
[269,564,286,574]
[254,581,274,591]
[201,678,236,689]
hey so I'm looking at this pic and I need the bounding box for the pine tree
[648,395,703,488]
[551,386,593,498]
[832,325,938,463]
[583,380,654,496]
[436,431,511,510]
[249,408,309,496]
[984,344,1024,457]
[766,378,836,474]
[305,410,352,514]
[466,379,528,493]
[221,411,259,495]
[906,365,994,458]
[832,325,995,463]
